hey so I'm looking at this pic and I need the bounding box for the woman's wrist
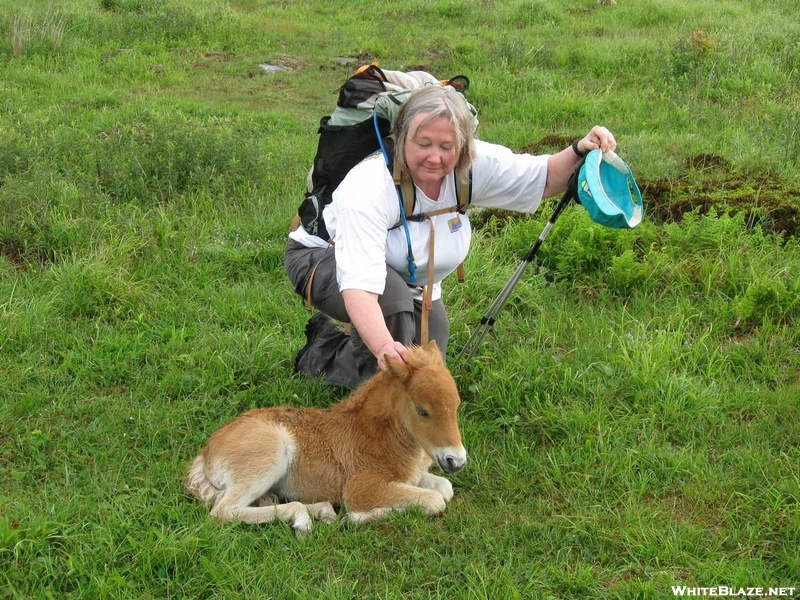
[571,138,588,158]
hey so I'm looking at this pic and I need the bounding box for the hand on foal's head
[377,341,408,371]
[381,340,443,378]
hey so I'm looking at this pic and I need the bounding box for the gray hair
[393,85,476,183]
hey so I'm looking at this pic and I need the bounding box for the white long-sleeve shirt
[288,139,550,301]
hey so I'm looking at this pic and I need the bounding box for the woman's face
[404,113,458,192]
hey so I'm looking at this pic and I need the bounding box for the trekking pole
[457,171,579,363]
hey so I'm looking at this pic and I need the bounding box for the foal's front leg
[417,471,454,503]
[343,474,447,526]
[255,495,337,524]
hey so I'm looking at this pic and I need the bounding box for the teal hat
[577,150,643,229]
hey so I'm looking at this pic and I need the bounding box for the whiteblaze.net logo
[671,586,796,597]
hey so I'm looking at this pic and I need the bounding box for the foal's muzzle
[435,447,467,474]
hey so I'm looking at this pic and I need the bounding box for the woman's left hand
[543,125,619,199]
[576,126,617,155]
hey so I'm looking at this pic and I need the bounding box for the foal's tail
[184,454,218,507]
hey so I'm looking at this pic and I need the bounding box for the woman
[285,84,616,388]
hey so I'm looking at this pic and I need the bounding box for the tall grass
[7,8,66,58]
[1,0,798,598]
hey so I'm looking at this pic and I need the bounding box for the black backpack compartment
[298,115,391,241]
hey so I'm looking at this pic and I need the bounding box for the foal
[185,341,467,534]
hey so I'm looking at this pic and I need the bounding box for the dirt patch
[642,153,800,237]
[684,153,731,171]
[0,237,57,269]
[0,222,66,270]
[520,134,575,155]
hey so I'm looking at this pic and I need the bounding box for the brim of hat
[582,151,643,228]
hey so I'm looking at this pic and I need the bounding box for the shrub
[670,27,720,79]
[733,276,799,326]
[605,249,653,296]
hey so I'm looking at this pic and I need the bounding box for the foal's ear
[425,339,443,364]
[384,354,412,382]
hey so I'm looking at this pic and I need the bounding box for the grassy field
[1,0,798,598]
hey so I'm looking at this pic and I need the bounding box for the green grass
[1,0,799,598]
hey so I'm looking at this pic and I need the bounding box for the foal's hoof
[339,512,363,528]
[308,501,337,523]
[338,513,353,527]
[421,492,447,516]
[317,512,336,524]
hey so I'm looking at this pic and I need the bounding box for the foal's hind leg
[208,470,318,534]
[212,495,316,534]
[203,422,319,534]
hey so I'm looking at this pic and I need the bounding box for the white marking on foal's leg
[417,472,454,502]
[251,497,335,525]
[211,501,314,535]
[281,502,313,536]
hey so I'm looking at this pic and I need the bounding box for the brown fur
[185,341,467,534]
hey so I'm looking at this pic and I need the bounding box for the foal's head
[384,341,467,474]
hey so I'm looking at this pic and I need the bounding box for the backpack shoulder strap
[454,171,471,283]
[455,169,473,212]
[392,158,417,219]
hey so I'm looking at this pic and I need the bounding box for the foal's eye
[415,405,429,418]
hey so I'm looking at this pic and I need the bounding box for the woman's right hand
[376,340,409,371]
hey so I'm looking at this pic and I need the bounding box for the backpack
[291,64,477,245]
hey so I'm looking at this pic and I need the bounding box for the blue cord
[375,112,390,162]
[374,112,417,283]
